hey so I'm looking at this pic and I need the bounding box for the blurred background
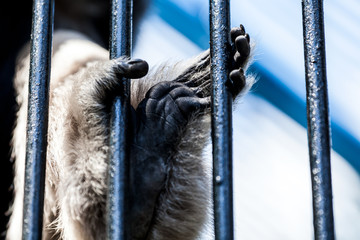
[0,0,359,239]
[133,1,360,238]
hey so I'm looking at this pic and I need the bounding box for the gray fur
[7,26,253,240]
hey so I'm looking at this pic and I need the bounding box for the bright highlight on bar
[106,0,133,239]
[23,0,54,239]
[301,0,335,239]
[209,0,234,239]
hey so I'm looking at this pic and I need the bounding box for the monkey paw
[129,81,210,238]
[92,58,149,101]
[70,57,148,113]
[227,24,251,97]
[173,24,251,99]
[135,81,210,148]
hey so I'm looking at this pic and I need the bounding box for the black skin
[111,25,250,239]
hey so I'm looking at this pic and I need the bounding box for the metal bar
[109,0,132,59]
[22,0,54,239]
[209,0,234,239]
[301,1,335,239]
[106,0,133,239]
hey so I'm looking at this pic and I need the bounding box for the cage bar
[301,0,335,239]
[106,0,133,239]
[22,0,54,239]
[209,0,234,239]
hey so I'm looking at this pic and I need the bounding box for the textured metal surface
[23,0,54,239]
[110,0,132,59]
[106,0,133,239]
[209,0,234,239]
[302,1,335,240]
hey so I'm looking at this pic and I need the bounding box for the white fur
[7,30,253,240]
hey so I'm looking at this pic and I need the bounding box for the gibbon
[7,2,253,239]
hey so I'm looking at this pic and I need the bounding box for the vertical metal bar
[109,0,132,59]
[302,1,335,240]
[209,0,234,240]
[106,0,132,239]
[23,0,54,239]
